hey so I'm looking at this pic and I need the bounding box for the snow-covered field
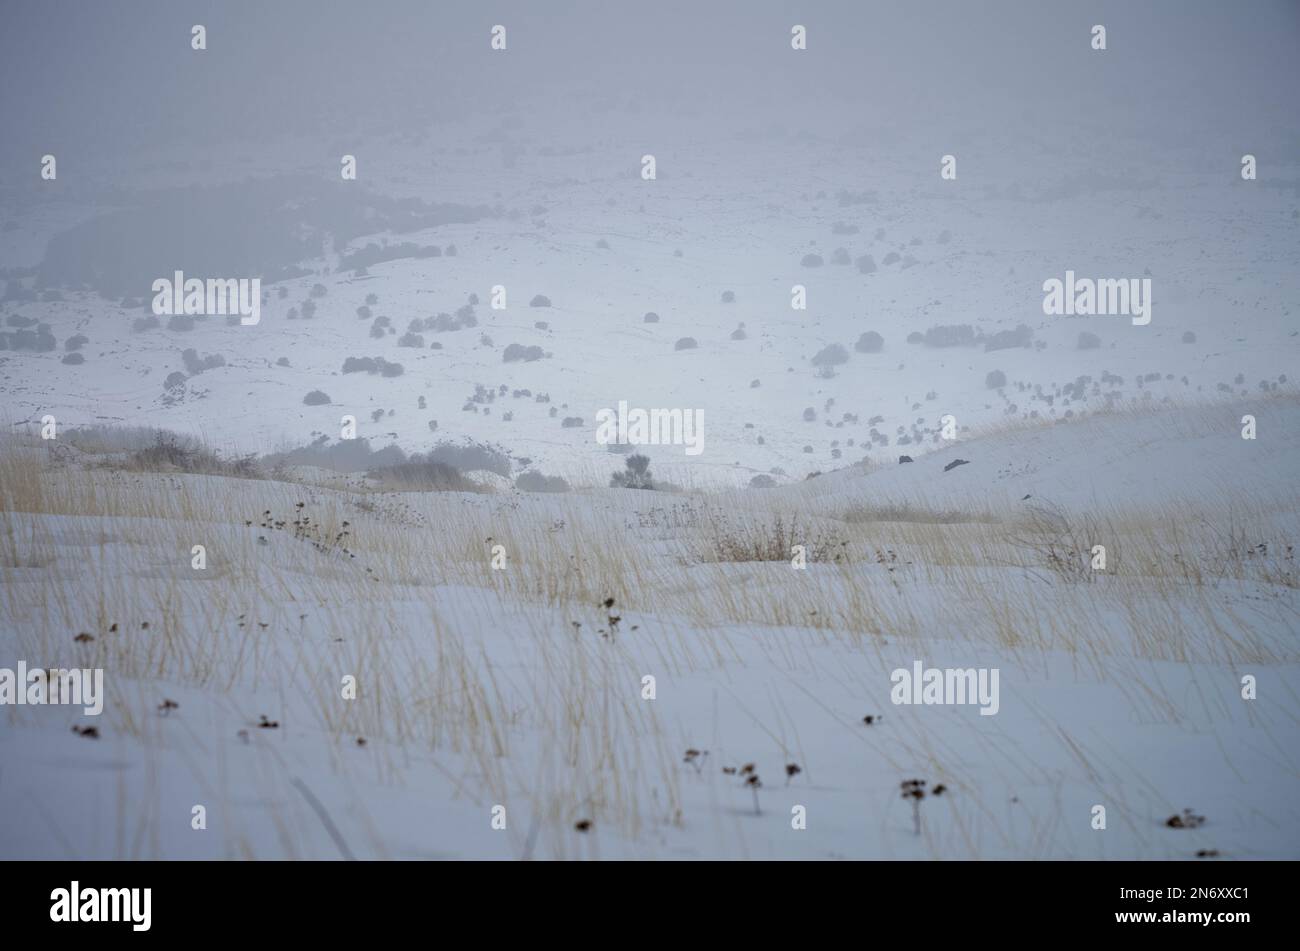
[4,116,1297,488]
[2,1,1298,861]
[1,395,1297,859]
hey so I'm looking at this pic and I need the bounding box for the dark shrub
[0,324,56,351]
[854,331,883,353]
[182,348,225,375]
[426,441,512,477]
[611,453,654,489]
[983,324,1033,351]
[341,356,403,377]
[503,343,545,362]
[921,324,976,348]
[811,343,849,374]
[515,471,570,493]
[368,461,476,492]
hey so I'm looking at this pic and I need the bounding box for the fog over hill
[1,1,1298,871]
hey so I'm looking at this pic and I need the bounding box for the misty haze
[1,1,1298,864]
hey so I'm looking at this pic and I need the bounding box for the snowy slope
[1,400,1297,860]
[3,108,1297,487]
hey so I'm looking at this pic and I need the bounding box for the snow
[2,396,1297,859]
[3,109,1297,489]
[2,21,1298,857]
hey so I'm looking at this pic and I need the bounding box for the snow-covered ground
[1,395,1297,859]
[2,3,1298,859]
[3,103,1296,487]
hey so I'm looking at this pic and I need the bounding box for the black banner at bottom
[10,860,1284,938]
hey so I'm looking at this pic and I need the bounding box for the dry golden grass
[2,398,1297,857]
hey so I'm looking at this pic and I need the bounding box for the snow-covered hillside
[2,0,1298,863]
[3,103,1296,487]
[1,397,1296,859]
